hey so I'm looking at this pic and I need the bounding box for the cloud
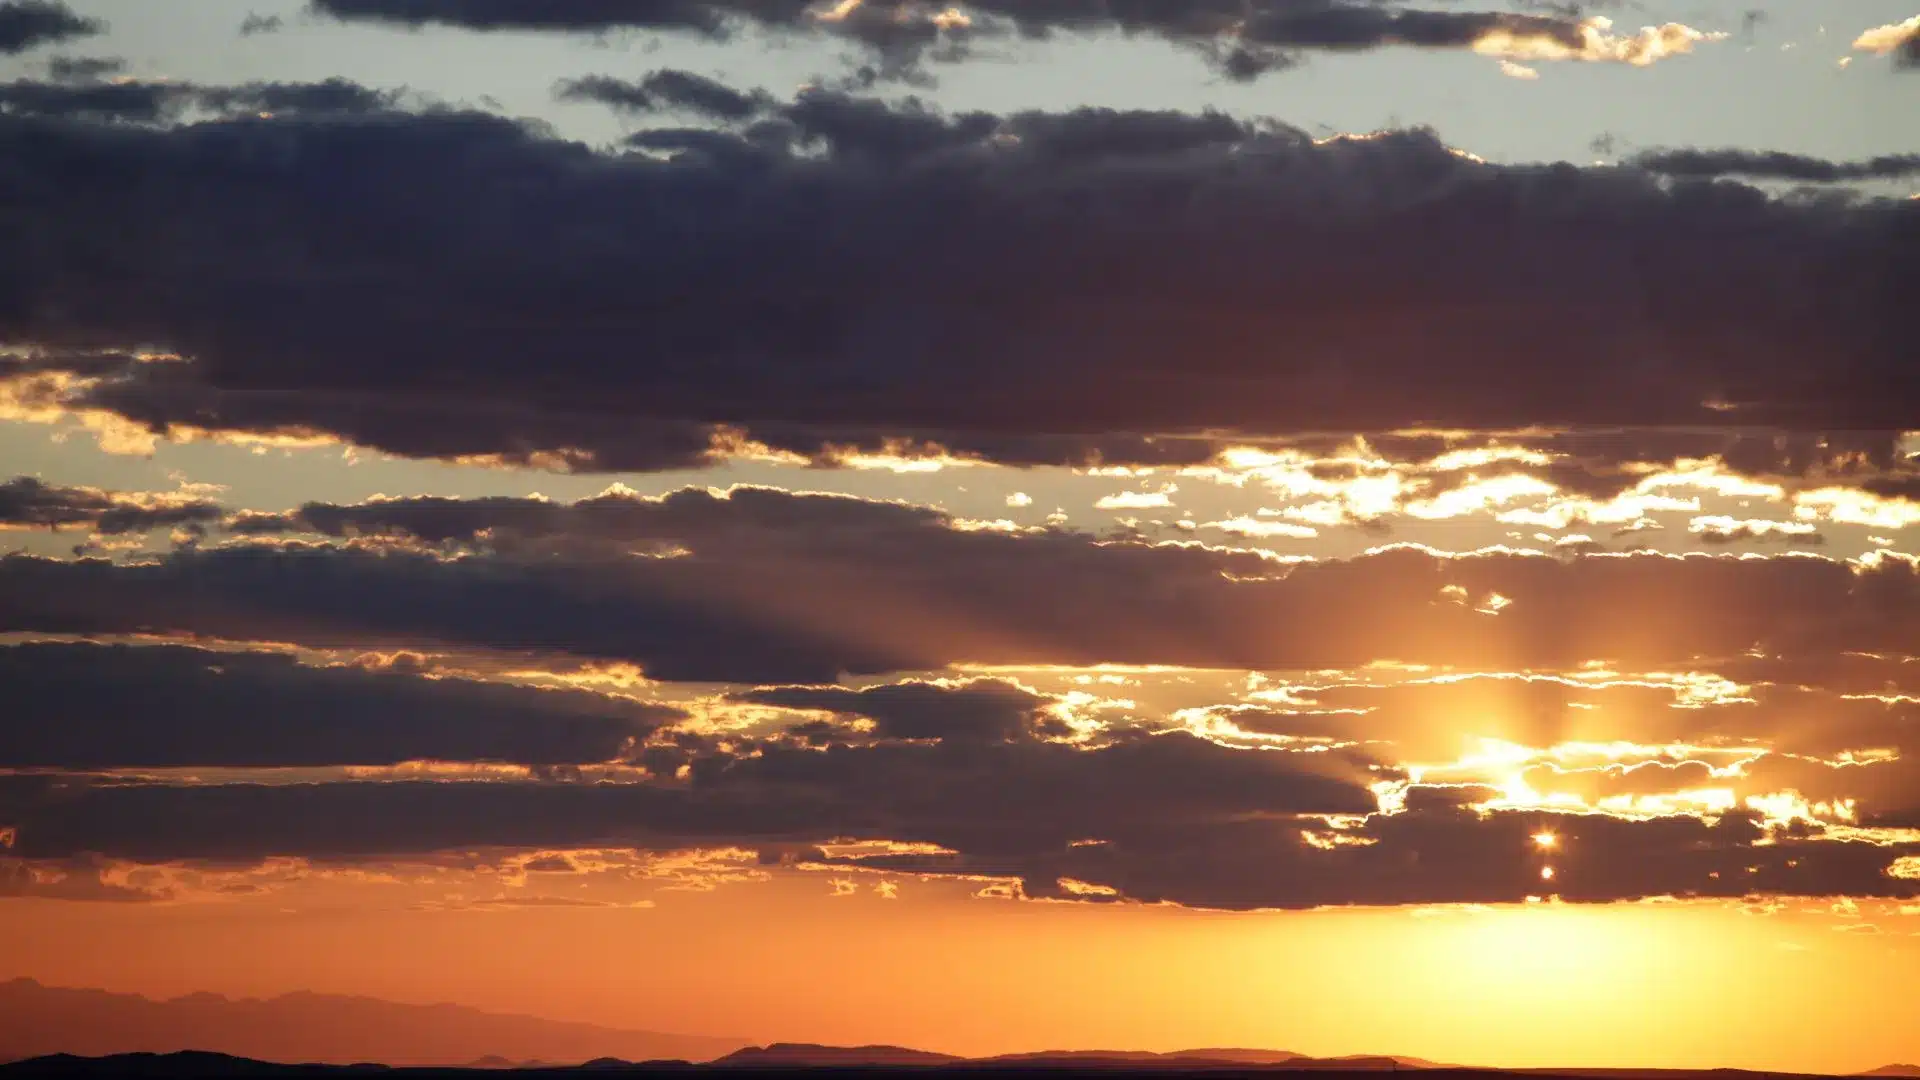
[0,76,401,123]
[731,678,1064,743]
[0,1,99,55]
[0,854,164,902]
[556,70,775,120]
[1200,516,1319,540]
[0,476,224,535]
[1207,668,1920,827]
[308,0,738,36]
[238,12,284,35]
[3,596,1915,910]
[225,482,958,558]
[1470,15,1724,66]
[1094,489,1174,510]
[1853,15,1920,68]
[0,89,1911,473]
[997,801,1918,910]
[4,770,1910,910]
[1213,9,1722,74]
[1631,148,1920,183]
[8,487,1920,682]
[0,641,680,769]
[0,725,1380,868]
[1498,59,1540,79]
[1182,429,1920,526]
[44,54,122,81]
[0,78,185,123]
[1687,515,1825,545]
[308,1,1718,81]
[192,78,401,116]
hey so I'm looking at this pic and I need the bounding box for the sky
[0,0,1918,1071]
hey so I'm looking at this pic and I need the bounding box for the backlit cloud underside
[4,472,1919,912]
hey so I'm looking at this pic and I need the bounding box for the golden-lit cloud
[1198,516,1318,540]
[1853,15,1920,56]
[1688,516,1824,544]
[1472,16,1727,66]
[1405,473,1556,519]
[811,0,970,32]
[1095,487,1177,510]
[0,367,340,457]
[1795,488,1920,530]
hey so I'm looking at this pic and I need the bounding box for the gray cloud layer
[3,768,1910,910]
[0,642,678,769]
[0,477,223,535]
[7,486,1920,683]
[0,1,97,55]
[0,83,1912,472]
[2,577,1915,908]
[310,0,1607,81]
[0,76,399,123]
[1631,148,1920,183]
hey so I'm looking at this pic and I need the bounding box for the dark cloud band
[7,486,1920,682]
[3,773,1910,910]
[0,1,99,55]
[309,0,1630,80]
[0,476,223,535]
[0,87,1913,472]
[0,641,677,769]
[1631,148,1920,183]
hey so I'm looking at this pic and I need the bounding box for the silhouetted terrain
[0,979,745,1066]
[0,1052,1865,1079]
[0,982,1881,1077]
[714,1044,963,1067]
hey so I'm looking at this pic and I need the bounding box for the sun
[1532,831,1559,850]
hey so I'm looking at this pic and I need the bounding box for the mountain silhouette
[0,1053,1861,1079]
[0,988,1867,1078]
[0,978,746,1066]
[714,1043,964,1067]
[720,1045,1443,1070]
[984,1049,1304,1066]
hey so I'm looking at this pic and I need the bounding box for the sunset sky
[1,0,1918,1072]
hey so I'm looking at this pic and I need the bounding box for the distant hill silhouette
[465,1055,559,1070]
[722,1045,1444,1070]
[0,997,1864,1079]
[984,1049,1305,1066]
[1861,1068,1920,1078]
[0,1054,1860,1079]
[0,978,747,1066]
[0,1051,358,1075]
[716,1043,964,1067]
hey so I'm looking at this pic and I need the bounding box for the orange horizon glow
[5,876,1917,1073]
